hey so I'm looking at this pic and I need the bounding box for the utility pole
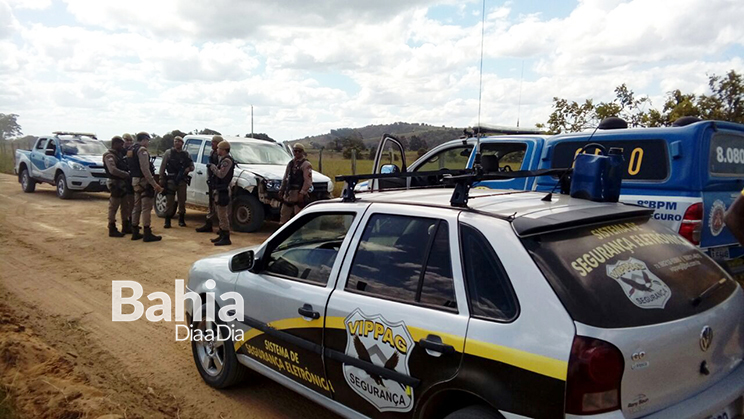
[251,105,254,138]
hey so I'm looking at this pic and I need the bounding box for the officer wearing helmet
[278,142,313,224]
[129,132,164,242]
[207,140,234,246]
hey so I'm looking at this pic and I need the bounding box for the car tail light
[679,203,703,245]
[565,336,624,415]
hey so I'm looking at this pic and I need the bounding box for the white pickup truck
[154,135,333,232]
[15,132,109,199]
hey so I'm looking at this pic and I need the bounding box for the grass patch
[0,388,17,419]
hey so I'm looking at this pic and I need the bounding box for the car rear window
[521,217,737,328]
[551,140,668,181]
[709,132,744,176]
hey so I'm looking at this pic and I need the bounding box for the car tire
[154,192,176,218]
[443,405,502,419]
[20,168,36,193]
[56,173,72,199]
[191,303,249,389]
[231,194,265,233]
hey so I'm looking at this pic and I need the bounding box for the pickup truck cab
[154,135,333,232]
[367,120,744,277]
[15,132,109,199]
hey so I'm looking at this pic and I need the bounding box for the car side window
[185,140,201,163]
[35,139,48,150]
[46,140,57,153]
[346,214,457,310]
[201,141,212,164]
[263,213,356,285]
[460,224,518,321]
[415,146,473,172]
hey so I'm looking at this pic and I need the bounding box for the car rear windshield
[551,140,668,181]
[521,217,737,328]
[709,132,744,176]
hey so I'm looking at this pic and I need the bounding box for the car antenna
[541,124,602,202]
[473,0,487,174]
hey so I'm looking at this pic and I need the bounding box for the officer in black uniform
[158,136,194,228]
[103,136,130,237]
[120,133,135,234]
[195,135,223,233]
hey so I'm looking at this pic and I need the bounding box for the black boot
[131,226,143,240]
[143,226,162,242]
[178,213,186,227]
[122,219,132,234]
[164,217,172,229]
[109,222,125,238]
[214,231,231,246]
[195,219,213,233]
[210,229,223,243]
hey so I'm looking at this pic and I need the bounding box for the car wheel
[20,168,36,193]
[56,173,72,199]
[444,406,502,419]
[231,194,265,233]
[154,192,175,218]
[191,303,249,389]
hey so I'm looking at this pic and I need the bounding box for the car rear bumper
[565,361,744,419]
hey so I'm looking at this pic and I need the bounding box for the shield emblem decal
[606,257,672,309]
[342,309,414,412]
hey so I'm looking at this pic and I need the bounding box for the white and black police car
[185,149,744,419]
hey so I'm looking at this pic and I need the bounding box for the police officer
[103,136,130,237]
[129,132,164,242]
[195,135,222,233]
[120,133,135,234]
[208,140,234,246]
[159,136,194,228]
[279,143,313,224]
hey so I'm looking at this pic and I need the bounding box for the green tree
[193,128,221,135]
[698,70,744,123]
[245,132,276,142]
[0,113,22,141]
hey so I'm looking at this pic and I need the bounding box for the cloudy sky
[1,0,742,142]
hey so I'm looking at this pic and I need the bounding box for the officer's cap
[292,143,305,152]
[136,132,151,142]
[218,140,230,150]
[212,135,224,143]
[122,133,134,142]
[111,135,124,146]
[174,136,184,143]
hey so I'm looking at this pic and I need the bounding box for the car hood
[65,155,104,166]
[236,163,331,183]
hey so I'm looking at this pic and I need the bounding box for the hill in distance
[289,122,466,150]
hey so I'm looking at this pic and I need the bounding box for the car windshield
[230,142,291,165]
[59,138,107,156]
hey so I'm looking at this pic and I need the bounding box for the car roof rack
[336,167,567,208]
[53,131,98,139]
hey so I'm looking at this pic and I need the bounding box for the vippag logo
[111,279,245,342]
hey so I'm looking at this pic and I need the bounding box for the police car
[185,164,744,419]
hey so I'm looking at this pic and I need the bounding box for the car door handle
[298,304,320,320]
[197,171,203,175]
[419,335,455,355]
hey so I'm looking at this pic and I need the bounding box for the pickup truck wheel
[56,173,72,199]
[154,192,175,218]
[191,303,249,389]
[20,169,36,193]
[231,195,264,233]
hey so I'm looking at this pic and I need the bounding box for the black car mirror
[230,250,255,272]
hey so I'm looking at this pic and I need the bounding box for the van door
[702,129,744,275]
[323,205,468,418]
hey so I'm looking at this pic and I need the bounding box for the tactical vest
[165,149,190,176]
[103,149,128,179]
[213,155,234,191]
[207,150,219,180]
[128,144,155,178]
[288,159,307,189]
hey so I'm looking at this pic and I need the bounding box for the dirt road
[0,174,339,419]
